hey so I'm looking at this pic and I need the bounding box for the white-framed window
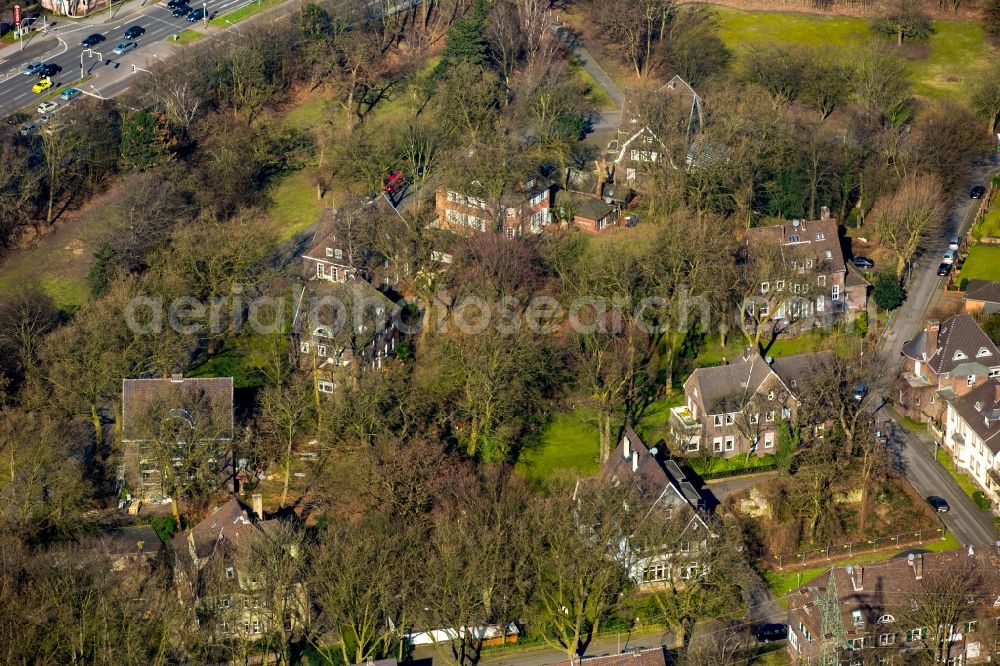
[317,380,336,394]
[750,413,760,424]
[325,247,333,257]
[252,620,260,634]
[680,564,698,580]
[760,302,769,316]
[318,345,328,357]
[805,259,813,268]
[764,431,774,449]
[225,567,234,579]
[847,637,864,649]
[747,300,756,316]
[792,283,801,293]
[761,281,770,293]
[852,610,863,626]
[766,410,775,422]
[907,627,927,641]
[335,248,343,260]
[990,369,1000,377]
[724,437,735,451]
[687,439,699,452]
[713,437,723,453]
[964,620,978,633]
[726,413,735,425]
[832,284,840,301]
[788,628,799,651]
[969,375,976,386]
[878,633,895,646]
[768,390,775,401]
[817,295,825,312]
[776,280,785,291]
[788,234,800,243]
[299,341,309,353]
[316,263,325,279]
[714,414,723,427]
[782,408,791,419]
[818,275,826,286]
[815,232,825,240]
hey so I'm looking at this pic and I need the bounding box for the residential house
[600,427,714,588]
[171,496,307,639]
[786,549,1000,665]
[434,179,555,236]
[899,314,1000,426]
[944,378,1000,506]
[95,525,164,572]
[742,213,868,325]
[121,375,235,501]
[605,75,703,189]
[965,280,1000,315]
[670,349,829,459]
[565,647,671,666]
[555,190,621,234]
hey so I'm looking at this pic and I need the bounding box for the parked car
[875,430,889,445]
[928,496,950,512]
[19,123,38,136]
[943,248,958,264]
[59,87,82,101]
[754,624,788,643]
[37,63,61,78]
[31,77,52,93]
[123,25,145,39]
[112,41,137,55]
[853,383,867,401]
[949,236,961,251]
[186,7,206,21]
[937,262,952,277]
[37,100,58,114]
[383,171,405,193]
[971,185,986,199]
[0,22,13,37]
[80,33,105,47]
[171,4,190,16]
[166,0,185,6]
[851,256,875,269]
[20,61,44,76]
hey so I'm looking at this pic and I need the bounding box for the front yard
[958,246,1000,283]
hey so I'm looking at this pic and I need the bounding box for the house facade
[786,549,1000,665]
[605,75,703,189]
[899,314,1000,426]
[742,213,868,325]
[121,375,235,501]
[599,428,713,589]
[670,350,827,459]
[434,179,554,236]
[944,378,1000,507]
[965,280,1000,315]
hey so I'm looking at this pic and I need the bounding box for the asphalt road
[877,154,1000,547]
[0,0,251,119]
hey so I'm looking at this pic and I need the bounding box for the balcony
[670,406,702,434]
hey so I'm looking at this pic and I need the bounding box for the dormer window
[325,247,333,257]
[852,610,863,626]
[815,232,825,240]
[225,567,234,579]
[335,248,343,260]
[978,347,992,358]
[969,375,976,387]
[954,350,968,361]
[824,250,832,259]
[805,259,813,269]
[877,615,895,624]
[788,234,800,243]
[976,401,983,411]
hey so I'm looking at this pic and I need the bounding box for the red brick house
[898,314,1000,426]
[555,190,621,234]
[434,179,554,236]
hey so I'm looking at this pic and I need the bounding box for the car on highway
[31,78,52,93]
[971,185,986,199]
[851,256,874,269]
[928,496,950,512]
[123,25,145,39]
[167,0,186,6]
[171,4,190,15]
[37,101,58,114]
[20,61,44,76]
[80,33,106,47]
[37,63,62,78]
[754,624,788,643]
[187,7,206,20]
[937,262,952,277]
[59,87,82,101]
[113,41,137,55]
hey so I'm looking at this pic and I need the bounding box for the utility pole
[202,1,207,26]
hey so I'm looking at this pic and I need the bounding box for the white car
[37,100,58,114]
[949,236,961,251]
[943,248,957,265]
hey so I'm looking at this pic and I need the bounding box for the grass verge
[169,29,204,43]
[208,0,283,26]
[959,246,1000,283]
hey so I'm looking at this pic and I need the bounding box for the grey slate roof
[121,376,234,442]
[744,218,845,276]
[949,378,1000,453]
[770,351,832,392]
[920,314,999,375]
[966,279,1000,305]
[687,351,777,414]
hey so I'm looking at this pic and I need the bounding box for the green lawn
[959,246,1000,282]
[979,209,1000,240]
[690,453,776,479]
[516,408,600,484]
[267,172,325,241]
[169,29,204,43]
[571,60,616,111]
[712,7,990,102]
[208,0,283,26]
[764,531,960,597]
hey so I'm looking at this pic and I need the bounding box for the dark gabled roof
[99,525,163,557]
[293,279,396,340]
[966,279,1000,305]
[927,314,1000,375]
[121,376,234,442]
[950,378,1000,453]
[609,75,701,164]
[180,497,280,563]
[770,351,832,393]
[744,218,846,275]
[845,261,871,288]
[686,351,777,414]
[556,190,616,222]
[786,548,1000,636]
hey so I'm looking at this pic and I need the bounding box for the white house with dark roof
[944,378,1000,506]
[899,314,1000,425]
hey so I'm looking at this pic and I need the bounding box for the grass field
[208,0,283,26]
[764,531,960,596]
[960,246,1000,282]
[712,7,991,102]
[169,29,204,43]
[516,409,601,484]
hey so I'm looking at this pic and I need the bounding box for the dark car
[937,262,952,277]
[171,4,190,16]
[754,624,788,643]
[80,33,105,47]
[971,185,986,199]
[928,496,950,512]
[166,0,185,7]
[0,22,13,37]
[852,256,875,269]
[123,25,145,39]
[186,7,205,21]
[37,63,61,78]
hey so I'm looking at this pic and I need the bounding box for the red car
[383,171,405,193]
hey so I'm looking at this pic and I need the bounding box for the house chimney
[926,320,941,359]
[855,565,863,589]
[632,451,639,473]
[170,373,183,382]
[915,553,923,580]
[252,493,263,520]
[623,434,631,460]
[820,206,830,221]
